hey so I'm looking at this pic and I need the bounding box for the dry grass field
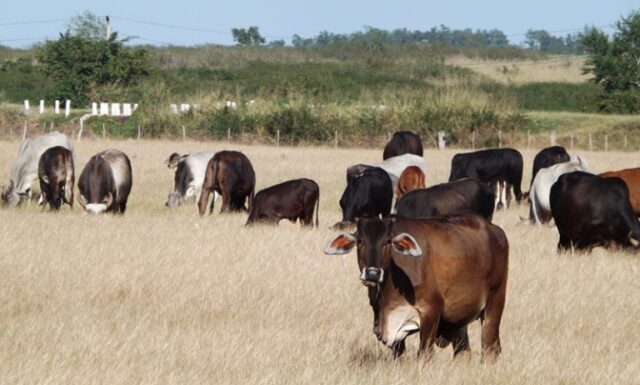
[447,55,589,84]
[0,139,639,384]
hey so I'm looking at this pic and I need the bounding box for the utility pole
[106,16,111,40]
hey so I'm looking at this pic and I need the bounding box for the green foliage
[525,30,583,54]
[231,27,265,46]
[67,11,108,40]
[0,57,55,102]
[36,32,151,106]
[511,82,601,112]
[582,10,640,92]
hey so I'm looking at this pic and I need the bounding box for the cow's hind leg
[417,307,441,360]
[481,280,506,362]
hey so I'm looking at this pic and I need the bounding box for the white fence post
[102,123,106,139]
[550,130,556,146]
[39,100,45,114]
[92,103,98,115]
[437,131,446,150]
[24,100,30,111]
[182,125,186,141]
[171,104,178,114]
[123,103,132,116]
[137,125,141,140]
[111,103,121,116]
[55,100,60,114]
[227,127,231,142]
[64,100,70,117]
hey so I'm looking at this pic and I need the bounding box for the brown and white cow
[395,166,425,200]
[246,178,319,227]
[198,151,256,215]
[38,146,75,210]
[324,215,508,360]
[78,149,132,214]
[600,167,640,216]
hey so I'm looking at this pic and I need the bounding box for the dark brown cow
[198,151,256,215]
[600,167,640,216]
[38,146,74,210]
[246,178,319,227]
[395,166,426,200]
[383,131,423,160]
[324,215,508,360]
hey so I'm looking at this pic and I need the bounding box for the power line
[0,18,69,27]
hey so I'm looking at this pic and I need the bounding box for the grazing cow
[600,167,640,216]
[2,131,72,207]
[396,166,426,200]
[38,146,75,210]
[246,178,319,227]
[396,179,495,221]
[77,149,133,214]
[165,151,216,208]
[530,146,570,187]
[550,171,640,252]
[383,131,424,160]
[489,178,511,211]
[334,167,392,229]
[346,164,372,185]
[449,148,523,203]
[324,215,508,360]
[198,151,256,215]
[526,156,589,224]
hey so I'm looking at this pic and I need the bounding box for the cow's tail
[315,190,320,228]
[209,158,220,214]
[248,181,255,214]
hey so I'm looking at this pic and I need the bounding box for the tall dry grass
[0,139,639,384]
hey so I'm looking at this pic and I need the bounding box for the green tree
[582,11,640,92]
[67,11,108,40]
[231,26,265,46]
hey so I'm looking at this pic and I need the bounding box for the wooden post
[277,130,280,147]
[527,130,530,149]
[182,125,186,141]
[334,130,338,148]
[498,130,502,148]
[550,130,556,146]
[50,121,54,132]
[102,123,106,139]
[471,131,475,149]
[588,134,592,151]
[604,134,608,152]
[227,127,231,142]
[137,125,141,140]
[22,121,27,140]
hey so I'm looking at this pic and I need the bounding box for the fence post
[387,132,391,141]
[588,134,593,151]
[102,123,106,139]
[334,130,338,148]
[277,130,280,147]
[39,100,45,115]
[50,121,54,132]
[604,134,608,152]
[498,130,502,148]
[227,127,231,142]
[182,125,186,141]
[471,131,475,149]
[22,121,27,140]
[24,100,29,112]
[527,130,530,149]
[437,131,446,150]
[64,100,70,117]
[550,130,556,146]
[55,100,60,114]
[137,125,141,140]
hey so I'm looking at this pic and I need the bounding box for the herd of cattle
[2,130,640,361]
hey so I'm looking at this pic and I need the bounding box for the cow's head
[324,217,422,286]
[40,173,67,210]
[78,192,113,214]
[165,153,185,169]
[1,180,29,207]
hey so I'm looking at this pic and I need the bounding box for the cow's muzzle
[360,267,384,286]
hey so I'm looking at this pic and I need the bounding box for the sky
[1,0,638,47]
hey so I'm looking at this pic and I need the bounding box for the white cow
[2,131,73,207]
[374,153,426,210]
[165,151,217,208]
[526,155,589,224]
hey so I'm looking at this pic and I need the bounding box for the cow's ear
[390,233,424,286]
[165,153,181,168]
[324,232,357,255]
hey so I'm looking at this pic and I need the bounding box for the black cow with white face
[334,167,393,229]
[78,149,132,214]
[449,148,524,203]
[550,171,640,252]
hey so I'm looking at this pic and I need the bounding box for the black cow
[346,164,372,184]
[448,148,524,203]
[38,146,75,210]
[396,178,495,221]
[334,167,393,229]
[383,131,423,160]
[77,149,132,214]
[198,151,256,215]
[246,178,320,227]
[550,171,640,252]
[530,146,570,187]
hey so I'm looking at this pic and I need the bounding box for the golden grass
[447,55,589,84]
[1,139,639,384]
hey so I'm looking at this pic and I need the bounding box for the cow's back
[600,167,640,216]
[383,131,423,160]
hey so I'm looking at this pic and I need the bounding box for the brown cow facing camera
[246,178,319,227]
[38,146,75,210]
[395,166,425,200]
[324,215,508,361]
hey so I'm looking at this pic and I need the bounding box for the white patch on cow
[382,305,421,347]
[185,151,215,199]
[85,203,108,214]
[375,154,426,211]
[501,181,507,206]
[494,182,500,211]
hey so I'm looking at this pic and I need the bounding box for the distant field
[0,139,638,384]
[448,55,589,84]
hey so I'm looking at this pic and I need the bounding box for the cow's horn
[104,192,114,208]
[628,232,639,247]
